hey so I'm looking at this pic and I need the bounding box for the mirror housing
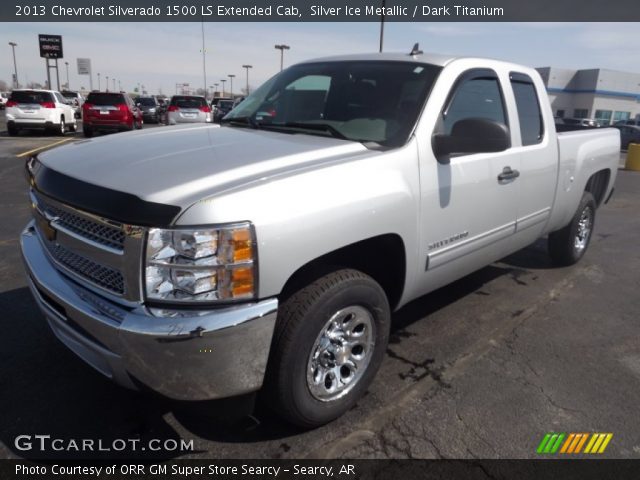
[432,117,510,164]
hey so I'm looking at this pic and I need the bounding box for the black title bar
[3,0,640,22]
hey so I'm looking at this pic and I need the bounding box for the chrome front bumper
[20,221,278,401]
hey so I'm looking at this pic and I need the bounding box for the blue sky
[2,22,639,94]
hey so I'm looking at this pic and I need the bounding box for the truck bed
[546,127,620,233]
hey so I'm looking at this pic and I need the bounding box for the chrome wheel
[307,305,375,402]
[574,206,593,254]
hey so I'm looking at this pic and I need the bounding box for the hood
[37,124,369,210]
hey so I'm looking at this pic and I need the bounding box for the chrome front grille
[31,190,146,303]
[43,240,125,294]
[34,193,125,251]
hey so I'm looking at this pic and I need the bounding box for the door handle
[498,166,520,182]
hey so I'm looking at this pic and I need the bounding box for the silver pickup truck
[20,51,619,428]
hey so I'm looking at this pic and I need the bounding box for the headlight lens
[145,223,256,302]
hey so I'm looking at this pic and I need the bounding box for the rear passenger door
[508,72,557,243]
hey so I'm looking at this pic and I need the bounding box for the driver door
[416,69,520,293]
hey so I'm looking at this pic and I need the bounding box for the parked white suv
[0,92,9,109]
[6,89,77,136]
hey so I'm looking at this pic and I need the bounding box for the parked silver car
[165,95,212,124]
[60,90,84,119]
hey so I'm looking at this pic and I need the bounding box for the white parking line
[16,138,74,158]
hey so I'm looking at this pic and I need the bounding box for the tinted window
[61,91,77,99]
[171,96,207,108]
[443,77,506,135]
[137,97,157,106]
[510,75,543,146]
[87,93,125,105]
[218,100,234,109]
[10,91,53,104]
[574,109,588,118]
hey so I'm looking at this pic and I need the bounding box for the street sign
[77,58,91,75]
[38,34,63,59]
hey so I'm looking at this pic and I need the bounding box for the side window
[54,92,65,104]
[510,73,544,146]
[442,76,507,135]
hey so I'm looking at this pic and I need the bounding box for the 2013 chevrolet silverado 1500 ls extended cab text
[20,51,619,428]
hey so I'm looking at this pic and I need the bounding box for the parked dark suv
[82,92,143,137]
[136,96,161,123]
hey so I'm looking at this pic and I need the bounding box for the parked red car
[82,91,143,137]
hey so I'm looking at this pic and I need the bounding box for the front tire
[266,269,390,428]
[548,191,596,266]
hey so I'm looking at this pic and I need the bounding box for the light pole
[214,83,219,96]
[242,64,252,94]
[201,19,207,100]
[113,78,116,91]
[106,75,109,92]
[64,61,69,90]
[8,42,19,88]
[228,74,235,97]
[97,73,101,91]
[220,79,226,97]
[274,44,290,72]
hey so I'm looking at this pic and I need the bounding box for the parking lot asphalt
[0,109,638,460]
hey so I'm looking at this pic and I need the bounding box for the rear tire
[266,269,390,428]
[7,124,19,136]
[58,118,66,136]
[83,126,94,138]
[548,191,596,266]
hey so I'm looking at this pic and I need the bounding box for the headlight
[145,223,256,302]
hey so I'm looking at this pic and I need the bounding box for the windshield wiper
[222,116,260,129]
[272,122,348,140]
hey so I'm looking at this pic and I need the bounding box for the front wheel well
[279,234,406,311]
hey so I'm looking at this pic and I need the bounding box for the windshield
[224,60,441,147]
[61,91,78,99]
[137,97,156,106]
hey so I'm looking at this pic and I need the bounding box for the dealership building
[536,67,640,125]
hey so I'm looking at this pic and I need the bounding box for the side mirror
[432,118,510,164]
